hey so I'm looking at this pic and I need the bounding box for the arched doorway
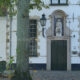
[46,10,71,71]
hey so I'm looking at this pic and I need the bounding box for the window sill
[29,55,38,57]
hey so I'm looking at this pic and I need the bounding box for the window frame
[50,0,68,5]
[29,19,38,57]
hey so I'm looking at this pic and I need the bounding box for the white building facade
[0,0,80,70]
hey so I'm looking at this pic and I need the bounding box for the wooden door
[51,40,67,70]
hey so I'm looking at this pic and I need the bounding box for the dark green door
[51,40,67,70]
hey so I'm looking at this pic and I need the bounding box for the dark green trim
[50,0,68,6]
[72,64,80,71]
[2,63,46,70]
[50,4,68,6]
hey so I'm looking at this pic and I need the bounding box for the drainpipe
[9,0,13,69]
[9,15,13,70]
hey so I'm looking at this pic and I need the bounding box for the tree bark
[12,0,31,80]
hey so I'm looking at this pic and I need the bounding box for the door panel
[51,40,67,70]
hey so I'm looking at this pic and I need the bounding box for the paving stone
[30,71,80,80]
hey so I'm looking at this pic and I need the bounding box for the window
[29,20,37,56]
[51,0,68,5]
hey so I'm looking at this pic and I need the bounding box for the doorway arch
[46,10,71,71]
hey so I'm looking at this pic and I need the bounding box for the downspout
[9,0,13,69]
[9,15,13,70]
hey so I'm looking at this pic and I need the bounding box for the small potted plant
[3,57,15,79]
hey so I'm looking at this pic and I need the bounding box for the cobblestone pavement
[0,78,9,80]
[30,71,80,80]
[0,71,80,80]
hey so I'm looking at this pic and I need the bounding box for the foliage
[0,0,49,16]
[0,0,17,16]
[0,61,6,72]
[30,0,49,10]
[9,57,14,65]
[0,5,7,16]
[7,56,15,70]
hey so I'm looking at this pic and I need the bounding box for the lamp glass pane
[40,19,46,26]
[43,20,46,26]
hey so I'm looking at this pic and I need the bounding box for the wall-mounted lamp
[73,35,75,38]
[40,14,46,37]
[72,51,77,55]
[69,35,75,38]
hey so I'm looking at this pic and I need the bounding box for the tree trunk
[12,0,31,80]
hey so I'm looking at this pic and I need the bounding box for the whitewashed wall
[29,0,80,64]
[11,16,17,63]
[0,0,80,64]
[0,17,7,61]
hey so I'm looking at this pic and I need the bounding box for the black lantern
[40,14,46,37]
[40,14,46,27]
